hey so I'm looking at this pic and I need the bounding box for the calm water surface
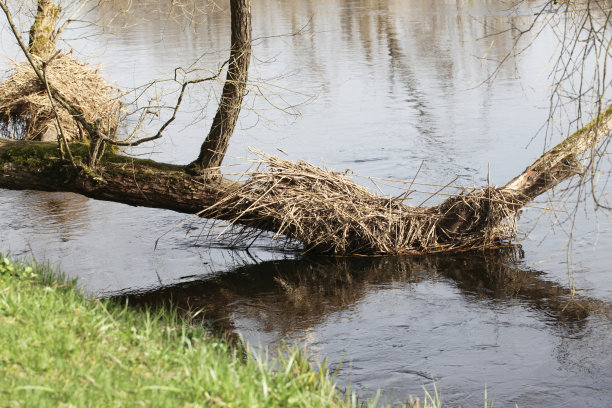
[1,1,611,406]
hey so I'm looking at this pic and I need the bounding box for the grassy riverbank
[0,254,359,407]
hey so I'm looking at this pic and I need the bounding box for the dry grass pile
[0,54,120,141]
[204,152,521,255]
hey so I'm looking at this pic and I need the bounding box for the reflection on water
[0,189,296,294]
[5,191,90,242]
[2,0,612,407]
[80,0,549,187]
[126,249,612,406]
[128,248,609,335]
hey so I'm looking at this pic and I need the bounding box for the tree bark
[0,140,239,217]
[189,0,252,174]
[502,105,612,200]
[28,0,59,60]
[426,107,612,240]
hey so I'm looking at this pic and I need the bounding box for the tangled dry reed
[203,152,522,255]
[0,54,120,141]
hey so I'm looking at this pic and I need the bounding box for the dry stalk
[200,151,522,255]
[0,54,121,141]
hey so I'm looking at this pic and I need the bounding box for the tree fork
[188,0,252,174]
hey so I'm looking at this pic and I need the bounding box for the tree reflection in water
[124,246,610,340]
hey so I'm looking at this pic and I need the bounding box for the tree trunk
[28,0,59,60]
[426,107,612,241]
[189,0,252,174]
[0,140,240,217]
[1,107,611,254]
[502,105,612,200]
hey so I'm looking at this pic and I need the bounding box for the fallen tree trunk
[435,106,612,241]
[1,106,611,255]
[0,141,238,216]
[503,107,612,199]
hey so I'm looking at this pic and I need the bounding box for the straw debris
[0,54,121,141]
[203,152,521,255]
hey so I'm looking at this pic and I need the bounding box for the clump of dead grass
[203,152,521,255]
[0,54,121,141]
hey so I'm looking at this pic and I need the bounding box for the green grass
[0,254,352,407]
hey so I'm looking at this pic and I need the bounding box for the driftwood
[1,105,611,255]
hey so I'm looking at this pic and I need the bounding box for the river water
[1,0,611,406]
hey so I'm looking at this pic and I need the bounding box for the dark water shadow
[120,247,611,340]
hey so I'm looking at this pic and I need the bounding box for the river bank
[0,254,381,407]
